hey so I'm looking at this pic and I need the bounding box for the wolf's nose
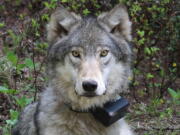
[82,80,98,92]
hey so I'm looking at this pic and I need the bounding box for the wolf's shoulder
[12,102,38,135]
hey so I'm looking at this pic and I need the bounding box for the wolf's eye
[72,50,80,58]
[100,50,109,57]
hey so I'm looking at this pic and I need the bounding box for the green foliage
[31,18,40,37]
[168,88,180,104]
[44,0,58,9]
[7,30,23,46]
[24,58,34,70]
[6,51,18,66]
[0,22,5,28]
[0,86,17,94]
[41,14,50,21]
[123,0,180,99]
[146,73,154,79]
[83,8,91,16]
[15,96,34,108]
[6,110,19,126]
[1,109,19,135]
[59,0,102,16]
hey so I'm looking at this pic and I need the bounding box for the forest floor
[0,1,179,135]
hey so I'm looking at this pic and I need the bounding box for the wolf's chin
[81,94,99,98]
[67,90,118,110]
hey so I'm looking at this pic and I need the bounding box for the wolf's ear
[98,4,132,41]
[47,7,81,45]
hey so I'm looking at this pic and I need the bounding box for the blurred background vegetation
[0,0,179,135]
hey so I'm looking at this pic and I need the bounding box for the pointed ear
[47,6,81,45]
[98,4,132,41]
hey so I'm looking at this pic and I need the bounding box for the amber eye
[100,50,109,57]
[72,50,80,58]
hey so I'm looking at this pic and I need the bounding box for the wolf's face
[47,5,132,110]
[69,44,111,97]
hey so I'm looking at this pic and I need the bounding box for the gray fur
[12,4,134,135]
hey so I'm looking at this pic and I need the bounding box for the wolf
[12,4,134,135]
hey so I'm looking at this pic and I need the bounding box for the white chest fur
[38,104,133,135]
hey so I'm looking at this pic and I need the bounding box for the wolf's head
[46,5,132,110]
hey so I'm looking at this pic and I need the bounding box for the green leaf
[5,110,19,126]
[150,47,160,54]
[6,119,16,125]
[17,63,26,70]
[160,69,165,77]
[15,96,33,108]
[0,86,8,90]
[10,109,19,120]
[7,30,22,46]
[43,2,49,8]
[144,47,151,55]
[168,88,180,99]
[41,14,49,21]
[0,22,5,28]
[0,86,17,94]
[31,19,38,28]
[137,30,145,37]
[61,0,68,2]
[24,58,34,69]
[146,73,154,79]
[138,38,145,45]
[83,9,91,15]
[6,51,18,66]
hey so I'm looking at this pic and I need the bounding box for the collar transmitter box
[91,97,129,126]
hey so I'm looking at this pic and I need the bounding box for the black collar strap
[70,107,90,113]
[65,97,129,127]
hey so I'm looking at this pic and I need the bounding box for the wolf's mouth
[82,92,99,98]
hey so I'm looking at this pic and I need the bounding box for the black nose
[82,80,98,92]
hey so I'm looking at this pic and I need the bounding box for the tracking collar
[67,97,129,126]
